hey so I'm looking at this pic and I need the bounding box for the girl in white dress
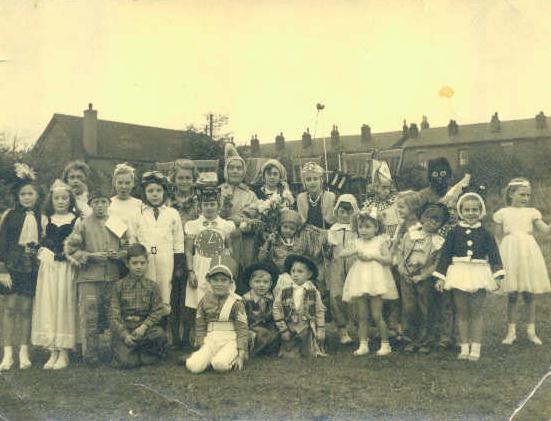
[135,171,186,308]
[341,209,398,357]
[494,178,551,345]
[31,180,78,369]
[108,163,142,238]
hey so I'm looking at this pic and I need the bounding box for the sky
[1,0,551,148]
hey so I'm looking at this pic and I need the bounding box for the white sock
[460,343,469,355]
[470,343,481,355]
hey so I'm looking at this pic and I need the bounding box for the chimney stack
[490,112,501,132]
[330,125,340,148]
[409,123,419,138]
[448,119,459,136]
[536,111,547,129]
[421,115,429,130]
[83,103,98,156]
[361,124,372,144]
[250,134,260,156]
[275,132,285,151]
[301,128,312,149]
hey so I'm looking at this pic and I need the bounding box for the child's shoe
[457,343,470,360]
[19,345,32,370]
[43,350,59,369]
[501,323,517,345]
[353,340,369,356]
[468,343,481,361]
[527,324,543,345]
[53,350,69,370]
[376,341,392,356]
[0,347,14,371]
[339,329,353,345]
[403,343,417,354]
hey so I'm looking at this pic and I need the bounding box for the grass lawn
[1,294,550,421]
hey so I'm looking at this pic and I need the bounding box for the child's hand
[234,350,246,371]
[0,273,12,289]
[188,272,198,288]
[435,278,445,292]
[124,334,137,347]
[132,324,148,339]
[411,274,424,283]
[281,331,292,342]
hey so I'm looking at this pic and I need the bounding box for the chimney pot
[421,115,429,130]
[83,103,98,155]
[536,111,547,129]
[490,112,501,132]
[448,119,459,136]
[361,124,372,143]
[409,123,419,138]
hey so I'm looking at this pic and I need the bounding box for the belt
[452,257,488,264]
[207,321,235,332]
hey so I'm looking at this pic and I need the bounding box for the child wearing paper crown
[341,209,398,357]
[494,178,551,346]
[434,190,505,361]
[31,179,79,370]
[64,186,131,365]
[273,254,327,358]
[242,261,280,356]
[0,163,46,371]
[135,171,186,310]
[185,256,248,373]
[326,194,359,345]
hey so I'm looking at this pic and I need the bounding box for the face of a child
[126,255,148,278]
[304,175,321,195]
[510,186,531,207]
[290,262,312,286]
[249,269,272,297]
[376,183,392,200]
[175,169,194,193]
[114,173,134,200]
[420,213,442,234]
[52,190,71,214]
[209,273,232,297]
[358,220,378,240]
[395,199,411,219]
[66,169,87,194]
[227,161,245,185]
[336,204,354,224]
[91,198,110,218]
[18,185,38,209]
[280,222,298,239]
[145,183,165,206]
[460,199,482,225]
[264,167,281,189]
[201,200,219,220]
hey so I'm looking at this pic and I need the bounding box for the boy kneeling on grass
[186,257,248,373]
[109,244,169,369]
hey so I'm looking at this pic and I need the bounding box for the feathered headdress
[9,163,38,196]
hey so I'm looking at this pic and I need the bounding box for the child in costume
[396,203,448,354]
[495,178,551,345]
[296,162,336,229]
[273,255,327,358]
[62,160,92,217]
[326,194,359,345]
[108,163,142,238]
[242,262,280,356]
[186,257,248,373]
[65,187,130,365]
[342,210,398,356]
[434,191,504,361]
[0,164,45,371]
[135,171,186,309]
[31,180,79,370]
[110,244,168,368]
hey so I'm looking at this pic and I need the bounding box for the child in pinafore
[273,255,326,358]
[65,187,131,365]
[186,257,248,373]
[242,262,280,356]
[396,203,448,354]
[31,180,79,370]
[326,194,359,345]
[434,191,504,361]
[110,244,168,368]
[0,164,45,371]
[494,178,551,345]
[342,209,398,357]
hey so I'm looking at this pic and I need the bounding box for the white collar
[459,221,481,229]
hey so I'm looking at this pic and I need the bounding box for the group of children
[0,155,549,374]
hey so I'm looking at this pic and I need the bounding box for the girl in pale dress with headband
[494,178,551,346]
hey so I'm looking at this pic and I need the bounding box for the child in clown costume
[135,171,186,309]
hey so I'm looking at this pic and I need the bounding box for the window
[417,151,427,168]
[458,149,469,166]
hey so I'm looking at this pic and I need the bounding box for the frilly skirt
[444,261,498,293]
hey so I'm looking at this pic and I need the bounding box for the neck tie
[153,207,160,220]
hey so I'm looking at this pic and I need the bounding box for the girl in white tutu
[341,209,398,357]
[434,191,505,361]
[31,180,79,369]
[494,178,551,346]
